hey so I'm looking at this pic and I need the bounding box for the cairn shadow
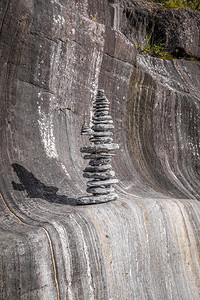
[11,163,77,206]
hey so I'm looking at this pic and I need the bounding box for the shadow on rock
[11,163,77,206]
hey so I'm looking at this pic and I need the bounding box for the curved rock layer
[0,0,200,299]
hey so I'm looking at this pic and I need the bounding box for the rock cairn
[77,89,119,204]
[81,121,92,135]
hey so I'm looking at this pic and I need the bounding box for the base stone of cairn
[77,89,119,205]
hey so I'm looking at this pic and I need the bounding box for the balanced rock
[84,153,115,159]
[87,178,119,188]
[79,89,119,205]
[83,170,115,179]
[87,187,115,194]
[80,143,119,153]
[92,124,114,131]
[77,193,118,205]
[89,158,112,166]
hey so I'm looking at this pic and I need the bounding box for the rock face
[78,89,119,204]
[0,0,200,299]
[121,1,200,59]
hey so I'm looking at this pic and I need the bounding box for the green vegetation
[145,0,200,10]
[135,36,173,60]
[135,35,198,60]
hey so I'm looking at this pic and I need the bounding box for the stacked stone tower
[77,89,119,204]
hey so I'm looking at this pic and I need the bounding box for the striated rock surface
[0,0,200,299]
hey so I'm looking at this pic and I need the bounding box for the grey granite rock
[1,0,200,299]
[81,122,92,135]
[92,116,112,121]
[93,120,113,124]
[92,131,113,136]
[83,170,115,179]
[89,158,112,166]
[80,89,119,203]
[95,100,109,104]
[84,153,115,160]
[77,193,118,204]
[84,165,112,172]
[86,187,115,194]
[87,179,119,187]
[94,111,109,116]
[92,124,115,131]
[89,137,113,144]
[81,143,119,153]
[95,107,109,112]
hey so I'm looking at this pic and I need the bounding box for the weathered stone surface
[93,115,112,121]
[95,107,109,111]
[77,193,118,204]
[92,124,115,131]
[89,158,112,166]
[83,170,115,179]
[94,110,109,116]
[93,120,113,124]
[95,99,109,104]
[81,122,92,135]
[87,179,119,188]
[81,143,119,153]
[84,165,112,172]
[84,153,115,159]
[89,137,113,144]
[87,187,115,194]
[0,0,200,299]
[120,1,200,59]
[93,131,113,136]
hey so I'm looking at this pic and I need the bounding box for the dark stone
[93,132,113,136]
[81,143,119,153]
[84,153,115,160]
[93,120,113,124]
[87,179,119,188]
[92,124,115,131]
[92,116,112,121]
[84,165,112,172]
[86,187,115,195]
[94,111,109,116]
[77,193,118,204]
[89,137,113,144]
[83,170,115,179]
[89,158,112,166]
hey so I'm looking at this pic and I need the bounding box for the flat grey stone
[93,120,113,124]
[95,107,109,111]
[77,193,118,204]
[87,178,119,187]
[87,187,115,194]
[93,132,113,136]
[93,116,112,121]
[89,137,113,144]
[94,103,109,107]
[80,143,119,153]
[92,124,114,131]
[95,100,109,105]
[89,158,112,166]
[97,90,105,97]
[95,98,110,103]
[83,170,115,179]
[84,164,112,172]
[96,96,107,101]
[84,153,115,159]
[94,111,109,116]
